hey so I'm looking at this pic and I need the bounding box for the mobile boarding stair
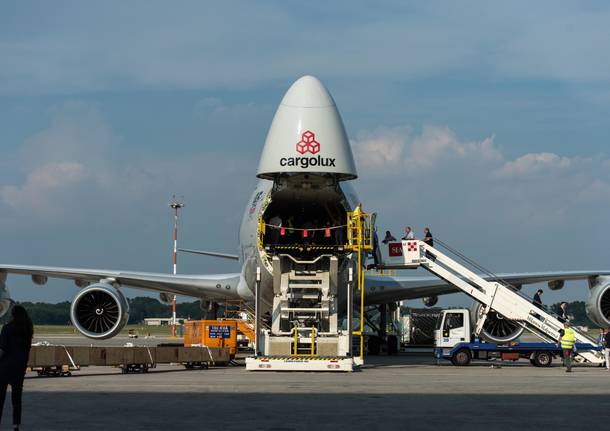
[380,240,604,365]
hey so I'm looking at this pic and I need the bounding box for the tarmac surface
[1,334,608,430]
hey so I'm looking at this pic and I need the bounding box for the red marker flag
[324,228,331,237]
[280,227,286,236]
[303,229,308,238]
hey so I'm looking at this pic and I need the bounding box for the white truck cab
[435,309,472,349]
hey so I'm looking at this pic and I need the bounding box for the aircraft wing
[0,264,242,300]
[364,270,610,304]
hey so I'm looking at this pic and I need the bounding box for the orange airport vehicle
[183,320,238,358]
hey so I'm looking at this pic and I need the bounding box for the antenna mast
[170,195,185,337]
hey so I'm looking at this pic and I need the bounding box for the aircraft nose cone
[257,75,357,180]
[280,75,335,108]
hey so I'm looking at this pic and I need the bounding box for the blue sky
[1,1,609,307]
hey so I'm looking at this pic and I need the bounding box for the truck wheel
[451,349,472,366]
[532,351,553,367]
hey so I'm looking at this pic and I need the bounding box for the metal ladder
[272,254,333,337]
[387,240,603,364]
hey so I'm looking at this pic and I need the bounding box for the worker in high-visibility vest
[558,321,576,372]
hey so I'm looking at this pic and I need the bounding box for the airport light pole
[170,196,185,337]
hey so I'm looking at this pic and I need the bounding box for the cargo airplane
[1,76,609,346]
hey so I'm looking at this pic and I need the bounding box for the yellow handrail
[344,208,373,361]
[257,215,266,251]
[311,326,315,356]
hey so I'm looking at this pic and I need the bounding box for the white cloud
[407,126,501,168]
[0,162,85,214]
[0,102,254,228]
[352,126,409,170]
[353,123,610,229]
[494,152,573,178]
[352,125,501,173]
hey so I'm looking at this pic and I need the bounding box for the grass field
[33,324,174,336]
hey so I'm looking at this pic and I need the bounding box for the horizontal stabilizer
[178,248,239,261]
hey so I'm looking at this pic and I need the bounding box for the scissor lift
[380,240,604,364]
[245,209,372,371]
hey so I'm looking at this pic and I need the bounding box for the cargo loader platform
[246,355,361,372]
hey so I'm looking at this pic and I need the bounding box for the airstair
[380,240,604,364]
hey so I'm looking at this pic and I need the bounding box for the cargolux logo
[280,130,336,169]
[296,130,320,155]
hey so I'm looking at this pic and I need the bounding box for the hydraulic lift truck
[433,308,601,366]
[378,240,605,366]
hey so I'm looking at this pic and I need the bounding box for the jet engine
[471,302,524,343]
[586,276,610,327]
[159,292,173,305]
[422,296,438,307]
[70,283,129,339]
[0,272,12,318]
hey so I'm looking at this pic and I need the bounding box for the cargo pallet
[27,345,230,376]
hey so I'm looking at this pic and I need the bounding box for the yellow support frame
[257,215,266,251]
[344,209,373,362]
[290,326,317,357]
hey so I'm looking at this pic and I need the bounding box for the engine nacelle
[159,292,173,305]
[470,302,524,343]
[586,276,610,327]
[422,296,438,307]
[548,280,565,291]
[200,299,211,311]
[70,283,129,339]
[0,272,12,318]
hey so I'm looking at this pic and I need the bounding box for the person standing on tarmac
[558,321,576,372]
[0,305,34,430]
[604,327,610,371]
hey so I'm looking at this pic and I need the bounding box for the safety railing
[344,208,373,362]
[432,237,598,346]
[224,299,269,331]
[291,326,317,356]
[433,237,581,328]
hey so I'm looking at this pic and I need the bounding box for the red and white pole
[170,197,184,337]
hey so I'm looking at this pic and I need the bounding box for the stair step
[288,277,323,282]
[290,276,322,281]
[288,294,320,300]
[288,284,323,289]
[282,307,329,313]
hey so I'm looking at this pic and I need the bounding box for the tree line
[7,297,207,325]
[3,298,597,327]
